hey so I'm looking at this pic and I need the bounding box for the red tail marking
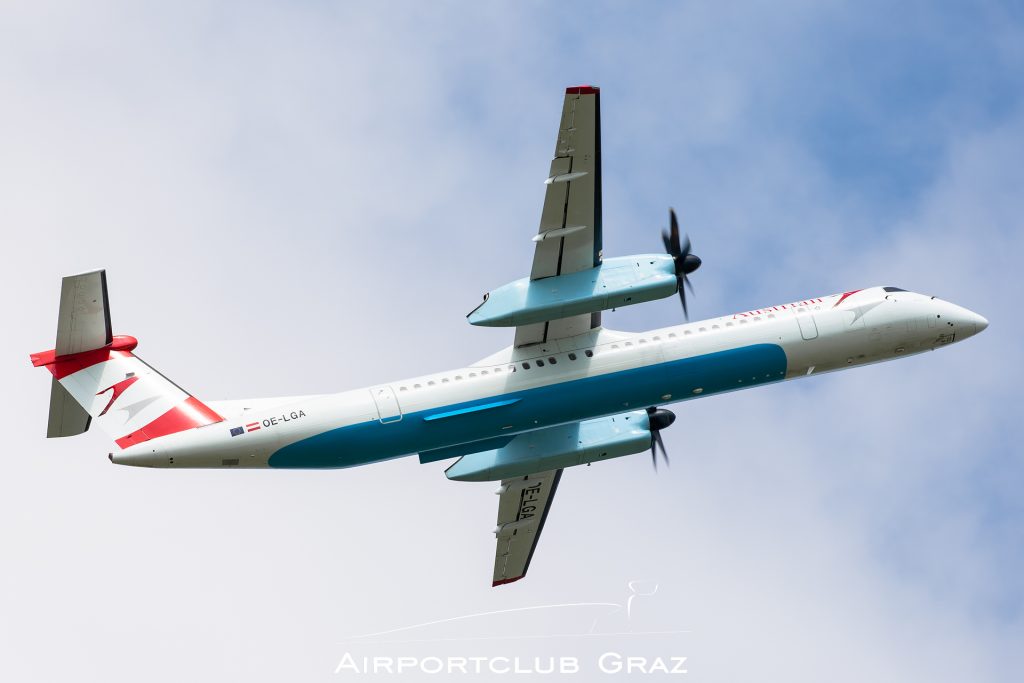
[30,335,139,380]
[96,375,140,417]
[114,397,223,449]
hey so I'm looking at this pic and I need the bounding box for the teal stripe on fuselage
[267,343,787,469]
[423,398,522,421]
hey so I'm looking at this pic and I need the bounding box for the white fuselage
[112,287,986,469]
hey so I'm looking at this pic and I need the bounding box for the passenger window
[428,380,435,386]
[481,370,488,375]
[668,333,676,338]
[522,362,530,370]
[399,386,407,392]
[548,357,556,364]
[568,353,577,360]
[625,341,633,347]
[536,360,545,367]
[684,330,692,335]
[712,325,719,330]
[442,378,449,383]
[584,350,593,358]
[414,383,421,389]
[455,375,462,381]
[469,373,476,378]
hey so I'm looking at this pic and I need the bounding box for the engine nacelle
[467,255,678,327]
[445,410,652,482]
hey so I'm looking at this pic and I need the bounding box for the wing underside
[492,469,563,586]
[514,85,603,347]
[484,87,603,585]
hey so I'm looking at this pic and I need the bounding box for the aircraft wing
[492,469,563,586]
[514,85,603,347]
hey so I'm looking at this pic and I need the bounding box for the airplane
[31,85,988,587]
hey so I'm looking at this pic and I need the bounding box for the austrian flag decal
[228,411,307,437]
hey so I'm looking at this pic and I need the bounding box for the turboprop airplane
[31,85,987,586]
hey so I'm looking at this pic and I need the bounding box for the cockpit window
[883,286,907,292]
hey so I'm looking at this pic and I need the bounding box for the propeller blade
[668,209,682,255]
[653,429,669,468]
[660,208,699,321]
[651,442,658,471]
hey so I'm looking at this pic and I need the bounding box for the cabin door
[797,312,819,340]
[370,385,403,424]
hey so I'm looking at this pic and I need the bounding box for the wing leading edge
[492,469,563,586]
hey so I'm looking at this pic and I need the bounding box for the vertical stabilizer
[55,269,112,356]
[31,270,223,445]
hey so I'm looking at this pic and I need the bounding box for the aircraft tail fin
[30,270,223,448]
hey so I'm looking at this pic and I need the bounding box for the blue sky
[1,2,1022,680]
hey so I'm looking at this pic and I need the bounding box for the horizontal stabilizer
[46,376,90,438]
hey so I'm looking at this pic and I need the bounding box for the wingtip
[492,575,525,587]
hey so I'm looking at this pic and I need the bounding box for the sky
[1,1,1022,680]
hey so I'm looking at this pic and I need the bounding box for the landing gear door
[370,385,403,424]
[797,312,819,340]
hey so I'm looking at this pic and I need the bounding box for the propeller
[646,406,676,471]
[661,208,701,319]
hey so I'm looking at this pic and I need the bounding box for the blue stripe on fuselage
[267,343,787,469]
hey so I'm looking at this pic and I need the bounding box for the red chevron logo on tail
[96,375,140,417]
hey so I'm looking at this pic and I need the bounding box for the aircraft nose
[960,309,988,338]
[942,302,988,340]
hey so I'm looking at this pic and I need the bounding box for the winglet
[566,85,599,95]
